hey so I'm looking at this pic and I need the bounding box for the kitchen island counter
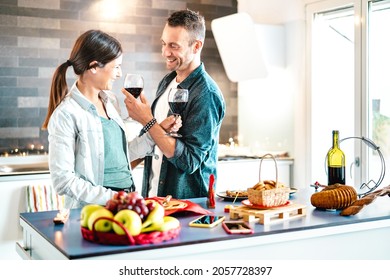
[16,187,390,260]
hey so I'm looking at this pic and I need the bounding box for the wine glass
[166,88,188,137]
[124,73,144,99]
[123,74,144,121]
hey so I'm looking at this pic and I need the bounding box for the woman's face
[97,55,123,91]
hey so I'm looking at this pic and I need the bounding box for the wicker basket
[81,216,180,246]
[247,153,290,207]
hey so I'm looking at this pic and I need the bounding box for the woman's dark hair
[167,9,206,45]
[42,29,122,129]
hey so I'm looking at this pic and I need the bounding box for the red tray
[81,217,180,246]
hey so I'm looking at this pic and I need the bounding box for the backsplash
[0,0,237,152]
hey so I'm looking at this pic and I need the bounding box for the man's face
[160,24,196,73]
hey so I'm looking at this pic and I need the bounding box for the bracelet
[139,118,157,137]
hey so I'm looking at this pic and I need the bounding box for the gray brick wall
[0,0,237,152]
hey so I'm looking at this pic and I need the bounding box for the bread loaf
[310,184,357,210]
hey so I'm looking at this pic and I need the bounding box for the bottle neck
[333,131,339,148]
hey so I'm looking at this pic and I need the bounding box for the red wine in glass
[124,74,144,99]
[168,101,186,115]
[125,87,142,98]
[124,73,144,121]
[166,88,188,137]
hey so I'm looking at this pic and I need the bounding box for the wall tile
[0,67,37,77]
[38,67,56,78]
[18,37,60,49]
[0,87,37,97]
[19,57,58,67]
[0,127,40,138]
[0,78,17,87]
[17,97,48,108]
[0,36,18,47]
[16,77,50,89]
[98,22,137,34]
[18,16,60,29]
[0,14,17,26]
[0,118,17,127]
[0,0,17,7]
[19,0,60,10]
[152,0,187,10]
[0,45,39,57]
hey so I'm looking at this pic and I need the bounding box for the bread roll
[251,180,285,191]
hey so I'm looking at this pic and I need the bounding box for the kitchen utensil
[340,185,390,216]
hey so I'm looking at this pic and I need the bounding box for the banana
[158,216,180,232]
[140,220,164,233]
[141,200,165,232]
[141,216,180,233]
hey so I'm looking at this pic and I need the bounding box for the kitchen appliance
[0,145,49,176]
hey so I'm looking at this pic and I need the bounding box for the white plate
[216,191,248,201]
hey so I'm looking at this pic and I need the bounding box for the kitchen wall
[0,0,237,152]
[237,0,306,187]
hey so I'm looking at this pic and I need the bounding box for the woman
[42,30,179,208]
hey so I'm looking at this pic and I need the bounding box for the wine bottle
[327,130,346,185]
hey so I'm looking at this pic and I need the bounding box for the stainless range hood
[0,155,49,176]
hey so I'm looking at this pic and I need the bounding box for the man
[123,9,225,199]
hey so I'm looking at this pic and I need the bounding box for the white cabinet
[0,173,51,260]
[216,159,293,192]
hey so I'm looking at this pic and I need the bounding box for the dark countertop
[19,186,390,260]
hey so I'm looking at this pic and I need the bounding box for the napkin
[147,197,213,216]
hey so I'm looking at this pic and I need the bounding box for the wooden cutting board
[229,203,306,225]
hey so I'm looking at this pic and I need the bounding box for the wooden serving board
[229,203,307,225]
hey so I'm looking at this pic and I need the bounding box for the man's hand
[121,89,153,125]
[160,115,182,133]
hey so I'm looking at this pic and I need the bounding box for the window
[307,0,388,194]
[367,0,390,191]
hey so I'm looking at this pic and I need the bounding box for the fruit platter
[80,191,181,246]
